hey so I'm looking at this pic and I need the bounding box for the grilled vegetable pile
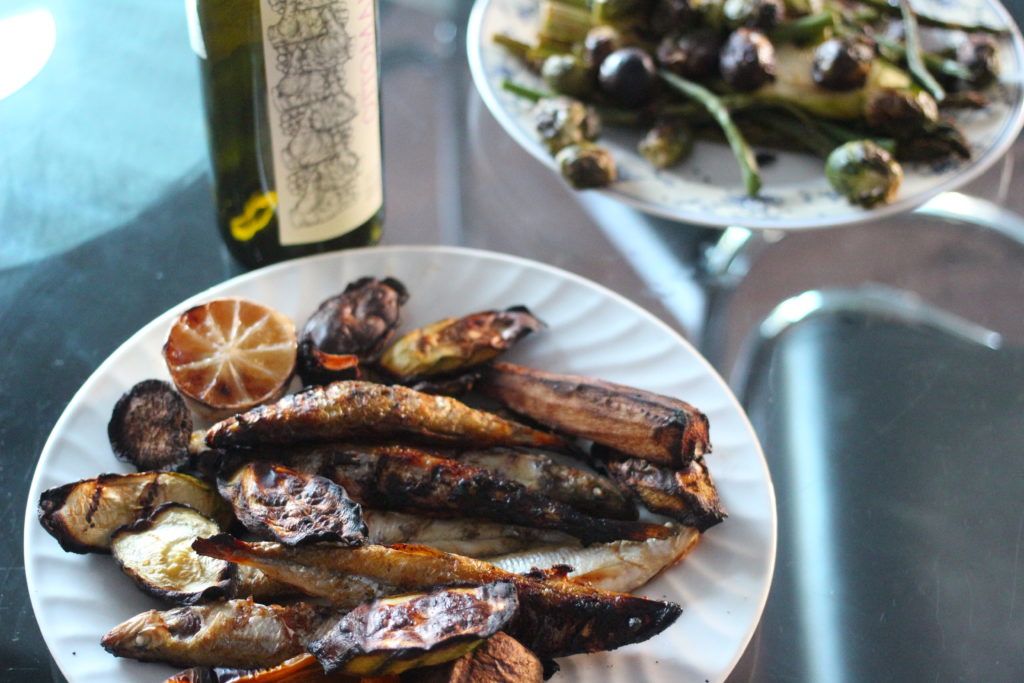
[495,0,1008,205]
[38,276,728,681]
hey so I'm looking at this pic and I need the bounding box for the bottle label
[259,0,383,246]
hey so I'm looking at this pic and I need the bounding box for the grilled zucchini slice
[38,471,232,553]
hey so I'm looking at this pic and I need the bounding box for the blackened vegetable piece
[556,142,618,189]
[598,47,659,107]
[812,38,874,91]
[541,54,594,98]
[957,33,999,87]
[309,583,519,675]
[533,97,601,154]
[863,87,939,136]
[656,28,722,81]
[297,277,409,386]
[649,0,698,35]
[582,25,625,69]
[825,140,903,208]
[719,29,776,91]
[108,379,192,472]
[895,119,971,162]
[218,461,368,547]
[638,118,694,168]
[723,0,785,31]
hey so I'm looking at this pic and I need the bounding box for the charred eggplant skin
[218,461,368,547]
[310,582,518,675]
[108,379,193,472]
[478,362,711,469]
[298,276,409,386]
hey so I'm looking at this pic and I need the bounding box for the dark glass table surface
[3,0,1024,680]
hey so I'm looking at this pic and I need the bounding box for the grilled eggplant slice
[377,307,542,382]
[165,653,346,683]
[598,446,727,532]
[455,448,636,521]
[298,277,409,386]
[309,582,518,675]
[111,503,233,604]
[405,632,544,683]
[239,444,669,544]
[38,471,232,553]
[478,362,711,468]
[108,379,193,471]
[219,461,368,547]
[102,599,339,668]
[205,381,572,453]
[363,509,576,557]
[193,536,683,659]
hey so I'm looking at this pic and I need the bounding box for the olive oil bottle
[189,0,383,269]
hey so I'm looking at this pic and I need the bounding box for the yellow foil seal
[230,191,278,242]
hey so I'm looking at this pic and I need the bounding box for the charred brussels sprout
[812,38,874,91]
[957,33,999,87]
[894,119,971,162]
[599,47,659,107]
[533,97,601,154]
[825,140,903,208]
[719,28,777,91]
[656,28,722,81]
[864,87,939,136]
[723,0,785,31]
[542,54,595,98]
[638,119,694,168]
[556,142,618,188]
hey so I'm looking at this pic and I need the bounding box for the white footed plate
[24,245,776,683]
[468,0,1024,229]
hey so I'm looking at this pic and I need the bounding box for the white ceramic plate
[24,245,776,683]
[467,0,1024,230]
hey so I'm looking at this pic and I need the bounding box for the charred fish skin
[205,380,571,454]
[101,599,338,669]
[192,536,683,660]
[238,444,670,544]
[217,461,368,547]
[456,447,637,521]
[598,445,727,532]
[478,362,711,469]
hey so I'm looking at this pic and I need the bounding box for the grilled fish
[205,381,571,453]
[101,599,339,669]
[484,523,700,593]
[363,509,577,557]
[477,362,711,468]
[454,447,636,520]
[165,653,352,682]
[193,535,683,659]
[229,444,670,544]
[598,446,727,532]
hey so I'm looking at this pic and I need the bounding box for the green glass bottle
[190,0,383,269]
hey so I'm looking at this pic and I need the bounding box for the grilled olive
[598,47,659,107]
[719,29,776,91]
[582,25,625,69]
[825,140,903,208]
[812,38,874,91]
[556,142,618,189]
[656,28,722,81]
[723,0,785,30]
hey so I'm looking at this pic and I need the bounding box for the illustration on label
[261,0,382,245]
